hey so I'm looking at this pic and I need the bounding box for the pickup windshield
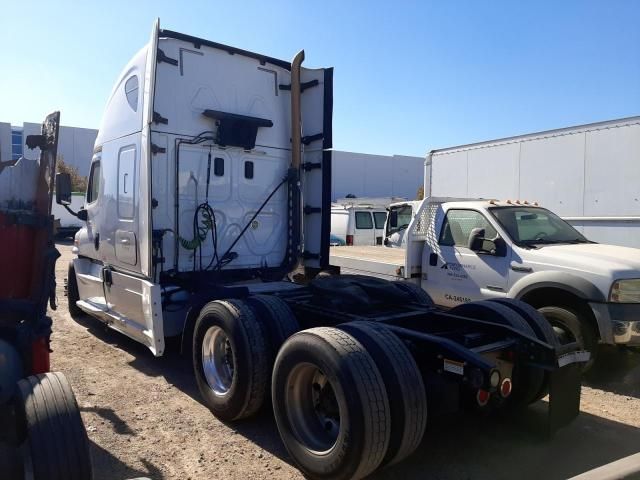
[489,206,590,246]
[386,204,413,235]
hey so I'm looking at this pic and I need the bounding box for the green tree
[56,155,87,192]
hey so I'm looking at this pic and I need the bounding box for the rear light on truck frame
[346,235,354,246]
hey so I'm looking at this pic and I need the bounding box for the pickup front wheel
[538,305,597,370]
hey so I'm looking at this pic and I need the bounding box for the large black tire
[449,301,544,407]
[245,295,299,354]
[489,298,559,347]
[392,281,434,306]
[272,327,391,480]
[538,305,598,371]
[15,372,92,480]
[193,300,270,421]
[66,262,82,318]
[489,298,559,403]
[338,321,427,467]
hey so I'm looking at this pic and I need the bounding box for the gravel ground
[50,242,640,480]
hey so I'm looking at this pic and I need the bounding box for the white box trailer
[426,117,640,248]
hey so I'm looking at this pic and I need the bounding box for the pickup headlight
[609,279,640,303]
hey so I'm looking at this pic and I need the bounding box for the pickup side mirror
[468,228,507,257]
[389,210,398,228]
[55,173,72,205]
[468,228,486,251]
[77,209,88,221]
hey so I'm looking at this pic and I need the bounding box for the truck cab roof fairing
[95,45,147,146]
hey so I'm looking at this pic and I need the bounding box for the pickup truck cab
[331,197,640,359]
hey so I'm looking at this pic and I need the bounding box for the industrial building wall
[331,150,423,201]
[0,122,10,162]
[22,122,97,177]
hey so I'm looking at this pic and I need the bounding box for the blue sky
[1,0,639,156]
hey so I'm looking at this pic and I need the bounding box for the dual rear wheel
[192,297,427,480]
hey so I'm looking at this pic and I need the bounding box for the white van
[330,198,398,246]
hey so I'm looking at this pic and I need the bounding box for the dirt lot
[50,242,640,480]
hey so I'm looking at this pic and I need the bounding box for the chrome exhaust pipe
[290,50,305,168]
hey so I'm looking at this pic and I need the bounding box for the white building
[330,150,423,201]
[0,121,97,177]
[1,121,422,201]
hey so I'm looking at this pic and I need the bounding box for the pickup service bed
[330,245,405,279]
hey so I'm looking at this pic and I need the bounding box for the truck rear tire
[272,327,391,480]
[489,298,559,347]
[392,281,434,306]
[246,295,299,355]
[338,321,427,467]
[193,300,269,421]
[15,372,92,480]
[66,262,82,318]
[449,301,544,407]
[489,298,559,403]
[538,305,597,370]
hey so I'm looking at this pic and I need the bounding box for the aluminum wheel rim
[285,363,341,454]
[202,326,234,396]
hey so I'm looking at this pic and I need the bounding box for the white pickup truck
[330,197,640,360]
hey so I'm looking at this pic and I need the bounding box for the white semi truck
[424,116,640,249]
[330,197,640,368]
[58,21,587,480]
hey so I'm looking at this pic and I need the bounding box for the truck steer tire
[392,281,434,306]
[15,372,92,480]
[338,321,427,467]
[193,300,270,421]
[246,295,299,355]
[450,301,544,407]
[538,305,597,371]
[66,262,82,318]
[272,327,391,480]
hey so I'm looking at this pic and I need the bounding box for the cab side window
[439,209,497,247]
[86,161,101,204]
[355,211,373,229]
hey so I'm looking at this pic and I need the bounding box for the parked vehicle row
[331,197,640,368]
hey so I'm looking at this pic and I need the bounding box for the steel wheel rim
[285,363,341,454]
[202,326,234,396]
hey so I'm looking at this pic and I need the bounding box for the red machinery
[0,112,92,479]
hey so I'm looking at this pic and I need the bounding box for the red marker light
[476,389,490,407]
[500,378,513,398]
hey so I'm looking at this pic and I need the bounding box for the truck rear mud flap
[547,348,590,435]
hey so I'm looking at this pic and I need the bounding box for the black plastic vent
[202,110,273,150]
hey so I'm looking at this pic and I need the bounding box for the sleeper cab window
[355,211,373,229]
[87,161,101,204]
[124,75,139,112]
